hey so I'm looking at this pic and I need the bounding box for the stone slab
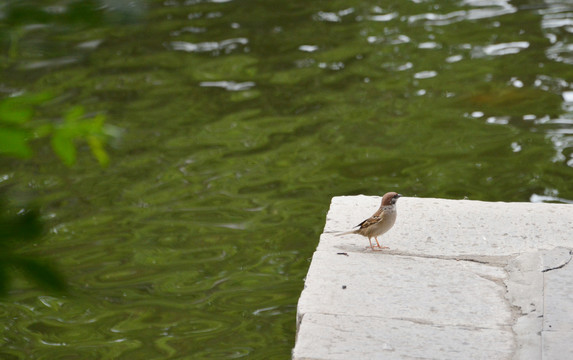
[542,332,573,359]
[321,196,573,257]
[294,196,573,360]
[543,248,573,332]
[504,251,544,360]
[293,313,513,360]
[297,251,510,329]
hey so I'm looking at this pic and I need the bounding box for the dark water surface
[1,0,573,358]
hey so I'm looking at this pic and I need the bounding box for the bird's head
[382,192,402,206]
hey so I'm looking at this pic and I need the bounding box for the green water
[1,0,572,358]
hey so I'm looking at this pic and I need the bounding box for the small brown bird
[337,192,401,251]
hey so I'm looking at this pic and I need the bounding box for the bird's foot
[373,237,388,249]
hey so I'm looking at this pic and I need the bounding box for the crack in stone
[541,250,572,273]
[501,280,522,358]
[380,250,513,267]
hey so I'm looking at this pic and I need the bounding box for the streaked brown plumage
[337,192,401,251]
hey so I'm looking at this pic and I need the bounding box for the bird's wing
[356,211,384,230]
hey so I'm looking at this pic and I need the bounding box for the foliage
[0,92,115,166]
[0,203,66,295]
[0,93,116,296]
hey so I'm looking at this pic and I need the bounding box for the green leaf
[0,128,32,157]
[87,135,110,167]
[64,105,84,123]
[0,208,43,244]
[19,92,52,105]
[51,131,76,166]
[12,257,67,293]
[0,105,33,124]
[0,92,52,124]
[92,113,105,128]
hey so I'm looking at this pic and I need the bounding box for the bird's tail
[335,230,357,237]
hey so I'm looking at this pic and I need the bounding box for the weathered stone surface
[543,248,573,333]
[321,196,573,257]
[542,332,573,360]
[298,251,510,328]
[505,251,544,360]
[294,313,513,360]
[294,196,573,360]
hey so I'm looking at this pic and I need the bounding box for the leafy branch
[0,93,118,295]
[0,92,118,166]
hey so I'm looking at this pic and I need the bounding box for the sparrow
[336,192,401,251]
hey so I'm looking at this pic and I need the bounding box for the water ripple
[408,1,516,25]
[170,38,248,54]
[473,41,530,57]
[200,81,256,91]
[2,0,573,359]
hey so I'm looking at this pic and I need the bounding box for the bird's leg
[369,238,382,251]
[374,237,389,249]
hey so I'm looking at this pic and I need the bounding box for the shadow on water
[1,0,573,358]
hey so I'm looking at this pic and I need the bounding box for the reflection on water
[1,0,573,358]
